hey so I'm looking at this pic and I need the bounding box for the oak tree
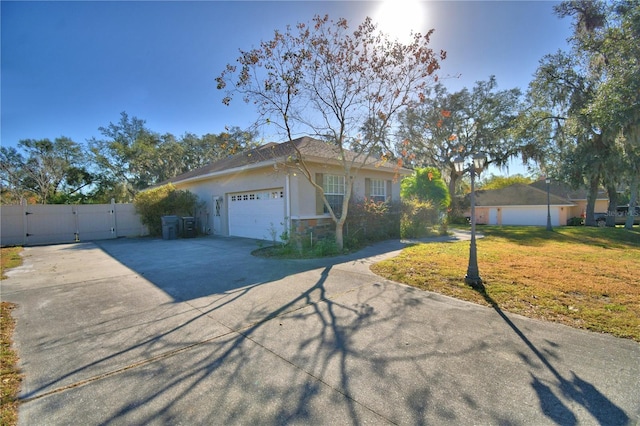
[396,77,523,213]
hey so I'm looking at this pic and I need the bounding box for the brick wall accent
[291,217,334,240]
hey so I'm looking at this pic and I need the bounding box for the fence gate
[26,204,79,246]
[1,199,147,247]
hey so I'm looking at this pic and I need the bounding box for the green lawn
[1,247,23,280]
[371,226,640,341]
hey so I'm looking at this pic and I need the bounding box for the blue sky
[1,1,572,174]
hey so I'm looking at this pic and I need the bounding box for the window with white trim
[370,179,386,203]
[323,174,345,214]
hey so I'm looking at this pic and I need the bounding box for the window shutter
[365,178,371,199]
[386,180,392,202]
[316,173,324,215]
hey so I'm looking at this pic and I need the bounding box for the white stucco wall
[174,162,406,237]
[174,167,287,236]
[292,164,404,219]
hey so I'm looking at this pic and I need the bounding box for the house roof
[474,184,575,207]
[166,136,410,185]
[529,179,608,201]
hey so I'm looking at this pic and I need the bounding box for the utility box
[182,217,196,238]
[161,215,180,240]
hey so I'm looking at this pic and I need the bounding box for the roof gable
[167,136,408,184]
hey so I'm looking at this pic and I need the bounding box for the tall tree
[523,1,640,227]
[396,77,524,212]
[216,15,445,249]
[0,137,90,204]
[0,146,28,204]
[88,112,152,201]
[583,0,640,229]
[89,113,260,202]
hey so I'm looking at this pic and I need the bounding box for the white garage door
[228,189,285,240]
[501,207,560,226]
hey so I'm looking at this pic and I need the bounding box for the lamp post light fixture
[453,153,487,290]
[545,177,553,231]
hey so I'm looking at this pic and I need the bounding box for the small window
[370,179,386,203]
[215,198,222,217]
[323,175,345,215]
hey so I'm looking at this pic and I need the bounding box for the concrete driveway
[3,235,639,425]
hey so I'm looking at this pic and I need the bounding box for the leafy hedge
[400,198,441,238]
[133,184,200,236]
[344,197,442,244]
[344,199,401,247]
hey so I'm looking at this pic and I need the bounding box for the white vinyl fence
[1,199,148,247]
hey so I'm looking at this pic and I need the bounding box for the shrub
[134,184,200,236]
[312,237,341,256]
[344,198,400,245]
[401,167,451,212]
[400,198,440,238]
[567,217,584,226]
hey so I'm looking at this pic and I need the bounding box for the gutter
[172,155,411,187]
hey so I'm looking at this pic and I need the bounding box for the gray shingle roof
[166,136,407,184]
[529,179,607,201]
[475,184,574,206]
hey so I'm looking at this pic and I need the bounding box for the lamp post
[453,153,487,290]
[546,177,553,231]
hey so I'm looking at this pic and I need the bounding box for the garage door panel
[228,189,285,240]
[501,207,560,226]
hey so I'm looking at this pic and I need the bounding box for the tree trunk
[606,185,618,227]
[333,176,353,251]
[625,175,639,230]
[584,176,599,227]
[335,220,345,251]
[448,168,458,215]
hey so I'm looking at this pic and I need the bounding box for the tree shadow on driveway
[10,236,639,425]
[92,236,407,302]
[473,287,629,426]
[17,236,467,424]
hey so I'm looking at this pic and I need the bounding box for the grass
[1,303,21,426]
[371,226,640,341]
[1,247,23,426]
[1,247,23,280]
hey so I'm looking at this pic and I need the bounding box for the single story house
[470,180,609,226]
[166,136,410,240]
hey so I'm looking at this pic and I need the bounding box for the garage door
[228,189,285,240]
[501,207,560,226]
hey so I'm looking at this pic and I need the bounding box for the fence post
[110,198,117,238]
[73,205,80,242]
[21,198,27,246]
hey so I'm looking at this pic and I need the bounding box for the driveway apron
[3,236,639,425]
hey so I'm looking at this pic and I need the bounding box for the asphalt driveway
[3,235,639,425]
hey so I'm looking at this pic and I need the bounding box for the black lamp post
[453,153,487,290]
[546,177,553,231]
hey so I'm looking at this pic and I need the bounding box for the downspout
[285,174,291,231]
